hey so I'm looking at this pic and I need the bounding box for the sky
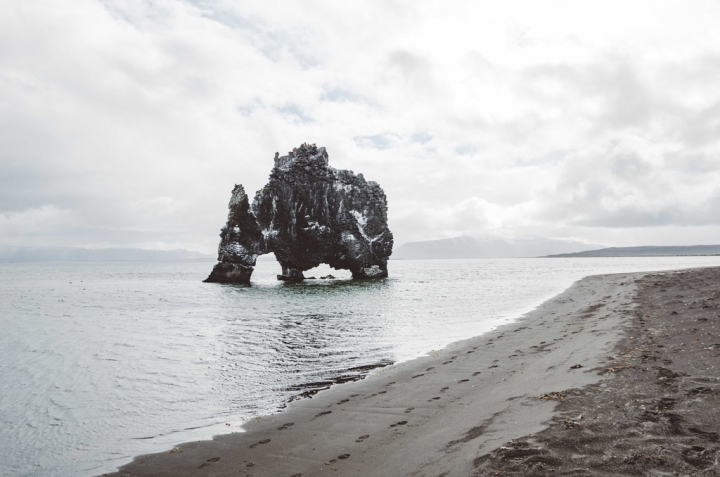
[2,0,720,253]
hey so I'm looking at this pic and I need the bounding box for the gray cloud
[410,131,433,144]
[454,144,479,156]
[353,133,400,150]
[573,196,720,228]
[275,103,314,124]
[237,97,264,116]
[3,1,720,252]
[183,0,322,69]
[320,84,369,105]
[381,50,437,95]
[0,114,90,213]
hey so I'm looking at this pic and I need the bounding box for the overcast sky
[2,1,720,253]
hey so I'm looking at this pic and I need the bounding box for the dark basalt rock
[205,143,393,283]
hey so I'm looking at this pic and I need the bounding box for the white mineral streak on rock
[303,221,328,234]
[223,242,248,255]
[350,209,382,243]
[334,182,353,193]
[219,242,257,264]
[361,265,384,277]
[350,210,367,228]
[261,227,278,240]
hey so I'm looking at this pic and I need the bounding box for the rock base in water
[277,268,305,282]
[351,265,388,279]
[204,262,254,283]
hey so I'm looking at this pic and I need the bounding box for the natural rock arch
[205,143,393,283]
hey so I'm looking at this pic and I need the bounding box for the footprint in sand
[385,382,395,387]
[249,439,271,448]
[428,396,441,401]
[404,407,414,413]
[314,411,332,419]
[472,372,482,376]
[442,361,452,365]
[412,374,425,378]
[426,367,435,371]
[440,387,449,392]
[337,399,349,405]
[458,379,469,383]
[355,434,370,443]
[389,421,408,427]
[198,457,220,469]
[378,391,387,394]
[338,454,350,459]
[277,422,294,430]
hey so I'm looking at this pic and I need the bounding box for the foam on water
[2,257,720,476]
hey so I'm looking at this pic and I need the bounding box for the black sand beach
[105,267,720,477]
[477,267,720,476]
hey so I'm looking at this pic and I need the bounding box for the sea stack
[205,143,393,283]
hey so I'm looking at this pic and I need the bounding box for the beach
[106,267,720,477]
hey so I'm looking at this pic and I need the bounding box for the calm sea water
[2,257,720,477]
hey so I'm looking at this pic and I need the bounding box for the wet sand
[105,269,716,477]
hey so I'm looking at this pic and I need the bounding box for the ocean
[2,256,720,477]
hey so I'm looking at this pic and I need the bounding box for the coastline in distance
[391,236,604,260]
[0,246,214,262]
[545,244,720,258]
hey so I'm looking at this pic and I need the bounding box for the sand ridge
[106,272,644,477]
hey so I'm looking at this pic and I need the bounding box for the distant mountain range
[546,245,720,258]
[391,236,605,259]
[0,247,214,262]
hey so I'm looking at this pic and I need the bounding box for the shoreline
[106,270,646,477]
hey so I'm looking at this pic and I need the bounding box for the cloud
[275,103,313,124]
[183,0,322,69]
[410,131,433,144]
[454,144,479,156]
[353,133,401,150]
[237,97,264,115]
[319,84,371,105]
[3,1,720,252]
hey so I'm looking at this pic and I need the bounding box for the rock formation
[205,143,393,283]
